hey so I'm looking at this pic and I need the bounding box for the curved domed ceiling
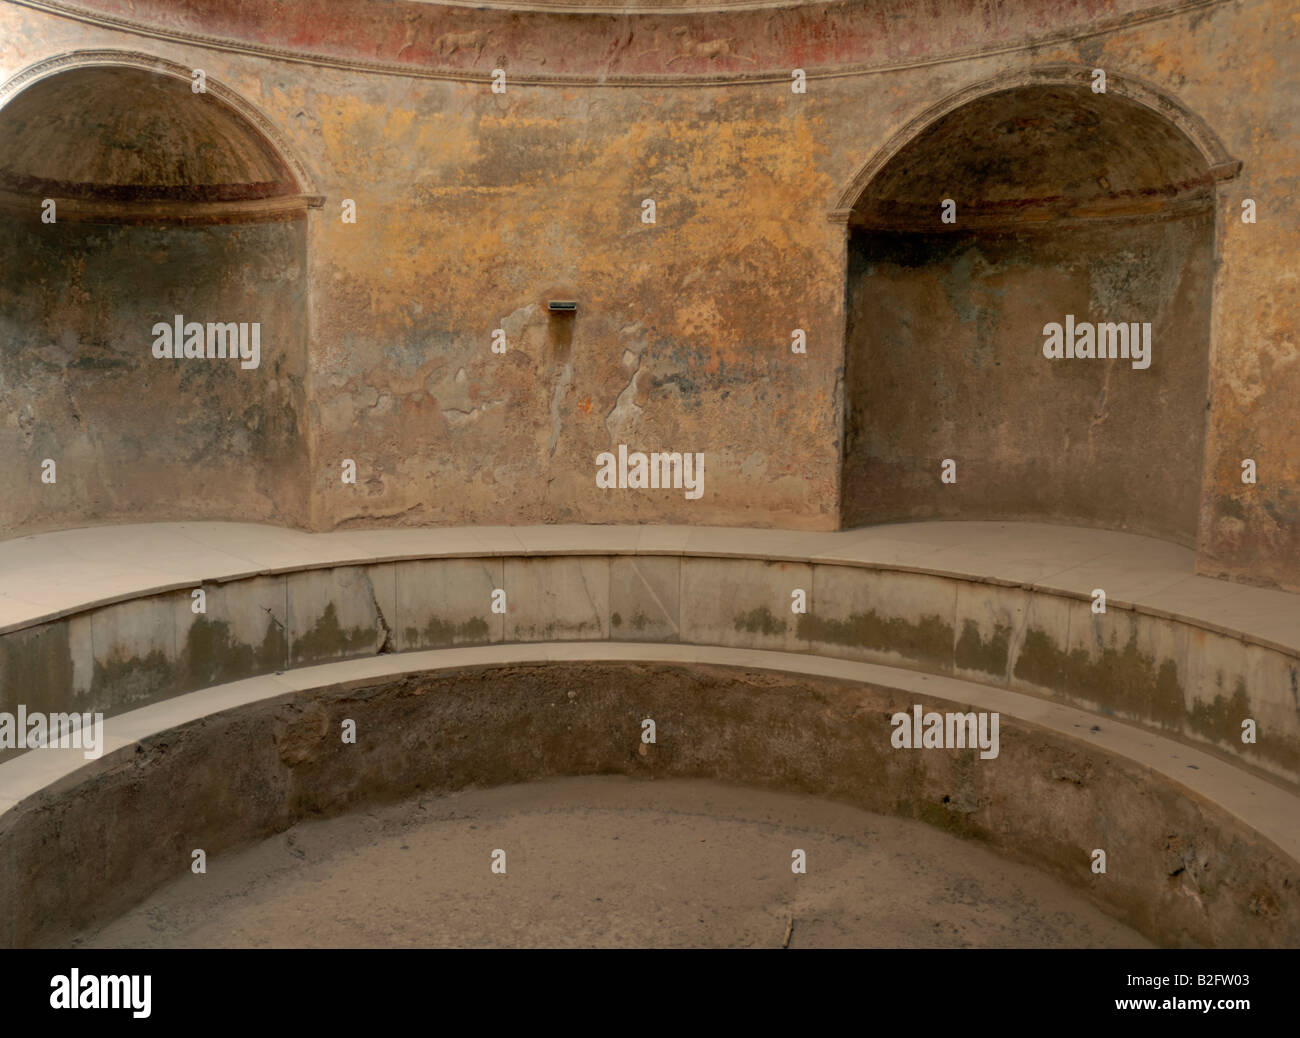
[851,86,1215,229]
[0,66,298,202]
[22,0,1207,79]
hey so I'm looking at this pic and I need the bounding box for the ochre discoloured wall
[0,0,1295,590]
[300,82,840,528]
[1191,1,1300,591]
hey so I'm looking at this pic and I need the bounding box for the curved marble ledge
[0,521,1296,785]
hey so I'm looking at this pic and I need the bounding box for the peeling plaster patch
[427,351,488,424]
[444,400,503,430]
[606,359,643,445]
[549,362,574,457]
[501,303,538,343]
[605,324,650,444]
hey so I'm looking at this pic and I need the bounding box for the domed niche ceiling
[0,64,310,535]
[0,66,298,203]
[841,85,1216,545]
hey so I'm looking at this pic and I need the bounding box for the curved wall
[3,540,1297,785]
[0,214,310,532]
[4,0,1229,81]
[2,660,1296,948]
[0,0,1296,590]
[0,60,312,533]
[841,83,1218,543]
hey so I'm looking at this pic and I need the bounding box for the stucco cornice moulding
[848,194,1218,233]
[0,186,323,224]
[0,49,323,199]
[9,0,1234,88]
[426,0,855,9]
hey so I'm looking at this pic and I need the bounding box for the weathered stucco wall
[297,73,840,529]
[843,214,1215,543]
[0,212,310,531]
[0,0,1294,589]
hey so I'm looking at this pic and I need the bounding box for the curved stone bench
[1,644,1296,948]
[1,521,1297,785]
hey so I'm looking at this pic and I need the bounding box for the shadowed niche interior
[0,64,310,533]
[841,85,1216,545]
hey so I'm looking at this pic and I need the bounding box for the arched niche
[0,53,320,535]
[836,67,1237,545]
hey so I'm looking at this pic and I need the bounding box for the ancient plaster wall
[0,0,1294,589]
[0,212,310,532]
[297,75,841,529]
[843,213,1215,543]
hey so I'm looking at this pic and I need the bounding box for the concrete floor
[74,776,1151,949]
